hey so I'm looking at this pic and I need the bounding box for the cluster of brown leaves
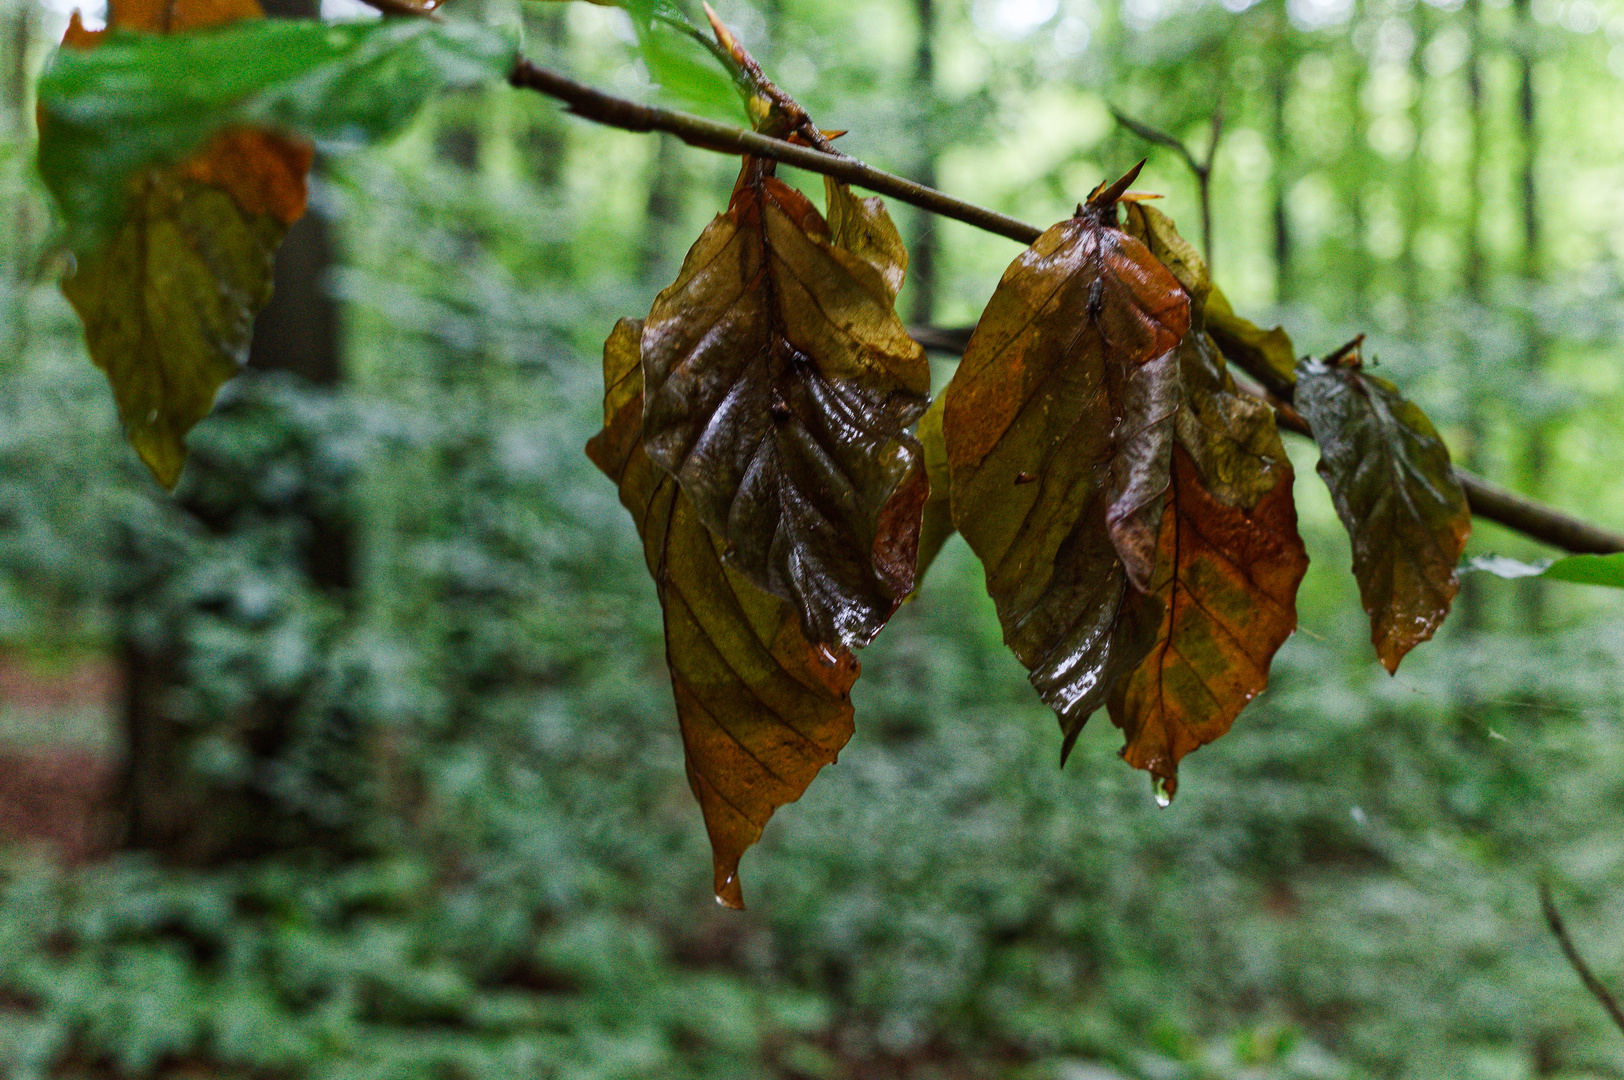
[593,28,1472,905]
[45,2,1474,906]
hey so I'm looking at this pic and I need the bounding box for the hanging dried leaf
[589,319,859,910]
[1107,329,1308,799]
[641,157,930,649]
[944,166,1189,754]
[1296,343,1470,673]
[50,0,309,488]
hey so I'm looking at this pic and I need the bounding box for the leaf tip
[1151,773,1175,807]
[714,868,746,910]
[1059,726,1083,768]
[1087,160,1146,210]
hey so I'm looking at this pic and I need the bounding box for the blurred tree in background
[0,0,1623,1077]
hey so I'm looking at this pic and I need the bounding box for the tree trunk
[1455,0,1490,633]
[1268,6,1292,305]
[6,1,32,359]
[908,0,938,326]
[1513,0,1548,629]
[642,134,686,283]
[1400,6,1429,326]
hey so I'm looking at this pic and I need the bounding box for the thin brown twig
[508,57,1624,557]
[1111,106,1222,272]
[507,59,1042,246]
[1540,879,1624,1037]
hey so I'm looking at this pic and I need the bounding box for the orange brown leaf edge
[1294,337,1470,673]
[640,150,929,650]
[589,319,860,910]
[911,394,953,592]
[943,163,1188,759]
[1106,329,1308,801]
[56,0,313,489]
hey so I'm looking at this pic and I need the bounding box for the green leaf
[1542,552,1624,587]
[1296,353,1471,673]
[619,0,741,116]
[37,18,515,247]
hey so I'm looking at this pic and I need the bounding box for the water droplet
[1349,805,1367,825]
[1152,776,1173,808]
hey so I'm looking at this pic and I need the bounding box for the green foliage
[37,18,514,246]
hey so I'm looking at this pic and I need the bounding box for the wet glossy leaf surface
[1107,330,1308,798]
[944,196,1188,751]
[1297,356,1471,672]
[641,158,929,649]
[589,319,859,910]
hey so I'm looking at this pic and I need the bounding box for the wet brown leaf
[641,158,930,649]
[1296,346,1470,673]
[1107,329,1308,799]
[589,319,859,910]
[944,169,1189,753]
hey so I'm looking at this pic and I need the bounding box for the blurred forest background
[1,0,1624,1075]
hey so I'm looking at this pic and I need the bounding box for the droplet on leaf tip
[1152,776,1173,808]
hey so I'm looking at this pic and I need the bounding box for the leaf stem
[507,56,1624,557]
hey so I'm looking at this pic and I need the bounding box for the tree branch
[1540,879,1624,1037]
[507,59,1041,247]
[509,56,1624,557]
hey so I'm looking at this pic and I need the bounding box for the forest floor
[0,651,117,863]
